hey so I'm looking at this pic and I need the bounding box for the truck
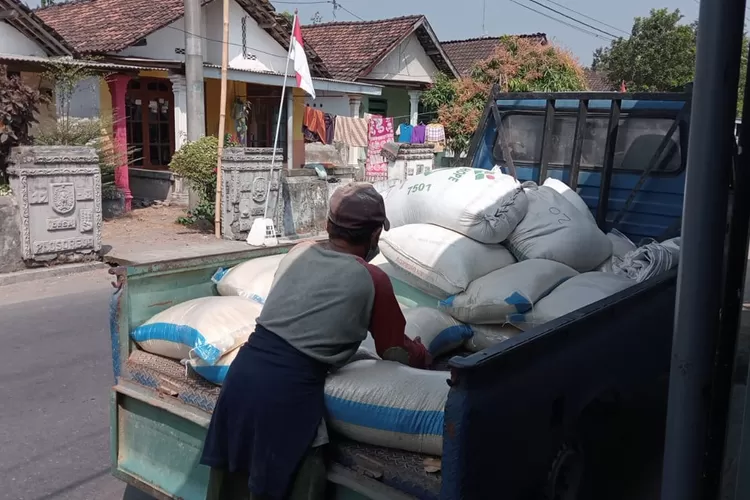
[109,88,692,500]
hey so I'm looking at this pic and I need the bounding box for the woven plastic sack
[382,167,528,243]
[380,224,516,298]
[505,183,612,272]
[189,344,243,385]
[513,272,635,330]
[211,254,286,305]
[130,296,262,364]
[597,229,637,273]
[370,253,439,307]
[542,177,596,225]
[439,259,578,324]
[464,324,523,353]
[404,307,473,357]
[324,359,448,455]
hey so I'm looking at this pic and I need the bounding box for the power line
[534,0,630,36]
[522,0,620,39]
[509,0,615,41]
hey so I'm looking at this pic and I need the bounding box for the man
[201,183,431,499]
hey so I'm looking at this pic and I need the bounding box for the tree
[0,67,41,184]
[592,9,696,92]
[280,10,293,23]
[421,37,586,156]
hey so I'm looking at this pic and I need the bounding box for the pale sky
[26,0,705,65]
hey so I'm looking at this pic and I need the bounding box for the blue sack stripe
[192,364,231,385]
[438,295,456,307]
[211,267,229,284]
[504,291,533,313]
[131,322,222,365]
[325,395,444,437]
[429,325,474,354]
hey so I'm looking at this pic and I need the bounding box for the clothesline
[304,105,440,123]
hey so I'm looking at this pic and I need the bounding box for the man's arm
[361,263,430,369]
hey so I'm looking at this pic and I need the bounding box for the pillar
[408,90,422,126]
[168,74,189,206]
[292,88,306,169]
[106,74,132,212]
[286,90,295,170]
[347,95,363,167]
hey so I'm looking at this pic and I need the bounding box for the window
[496,113,683,174]
[368,98,388,116]
[125,78,174,169]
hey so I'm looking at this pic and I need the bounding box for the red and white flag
[290,14,316,99]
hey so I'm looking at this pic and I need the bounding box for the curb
[0,261,110,287]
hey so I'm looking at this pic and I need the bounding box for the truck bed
[122,348,451,499]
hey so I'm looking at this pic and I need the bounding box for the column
[106,74,132,212]
[286,90,295,170]
[408,90,422,126]
[347,95,363,167]
[168,74,189,206]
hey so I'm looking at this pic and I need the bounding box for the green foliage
[280,11,294,23]
[0,67,41,184]
[42,59,101,129]
[0,183,11,196]
[170,136,219,226]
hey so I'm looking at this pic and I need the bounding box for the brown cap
[328,182,390,231]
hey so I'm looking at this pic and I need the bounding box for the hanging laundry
[324,113,336,145]
[380,142,403,162]
[425,123,446,144]
[365,116,394,182]
[396,123,413,143]
[303,106,327,145]
[333,116,368,147]
[411,123,426,144]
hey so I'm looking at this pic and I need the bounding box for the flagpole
[262,11,296,221]
[213,0,230,237]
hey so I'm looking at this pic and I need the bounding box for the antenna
[482,0,488,36]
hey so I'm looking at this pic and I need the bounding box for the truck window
[496,113,683,174]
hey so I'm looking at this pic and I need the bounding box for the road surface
[0,270,150,500]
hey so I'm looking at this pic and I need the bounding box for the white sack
[439,259,578,324]
[514,272,635,330]
[369,253,440,308]
[542,177,596,225]
[597,229,637,273]
[464,324,523,353]
[612,237,681,282]
[404,307,473,357]
[324,359,448,455]
[211,254,286,305]
[130,297,262,364]
[383,167,528,244]
[380,224,516,298]
[189,344,243,385]
[505,183,612,272]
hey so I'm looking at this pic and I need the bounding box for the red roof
[302,15,456,81]
[441,34,548,77]
[584,69,616,91]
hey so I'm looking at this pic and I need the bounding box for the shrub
[170,136,219,226]
[0,67,41,183]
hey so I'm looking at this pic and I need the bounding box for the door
[125,78,175,169]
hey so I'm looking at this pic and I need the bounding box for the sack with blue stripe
[189,344,243,385]
[212,254,286,305]
[439,259,578,324]
[131,296,262,364]
[324,360,449,455]
[403,307,473,357]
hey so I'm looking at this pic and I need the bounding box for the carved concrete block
[7,146,102,262]
[221,147,284,241]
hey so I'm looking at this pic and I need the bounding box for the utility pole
[184,0,206,208]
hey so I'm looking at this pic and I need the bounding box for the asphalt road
[0,270,151,500]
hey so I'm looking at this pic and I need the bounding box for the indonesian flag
[291,14,316,99]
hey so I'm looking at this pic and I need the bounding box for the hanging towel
[304,107,327,145]
[365,116,394,182]
[426,123,446,143]
[324,113,336,145]
[411,124,426,144]
[333,116,368,147]
[380,142,403,162]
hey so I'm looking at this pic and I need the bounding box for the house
[583,68,618,91]
[302,16,459,130]
[441,34,548,77]
[35,0,383,208]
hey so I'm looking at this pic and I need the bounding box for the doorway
[125,78,175,169]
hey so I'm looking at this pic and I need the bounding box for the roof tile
[583,68,616,91]
[441,34,548,77]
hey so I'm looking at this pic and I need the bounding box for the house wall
[63,76,101,119]
[304,91,351,117]
[368,33,439,84]
[115,15,208,61]
[0,22,46,56]
[205,78,249,138]
[204,0,289,73]
[20,72,56,135]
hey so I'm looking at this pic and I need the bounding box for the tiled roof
[0,0,74,56]
[302,15,457,81]
[441,34,548,77]
[584,69,616,91]
[35,0,331,77]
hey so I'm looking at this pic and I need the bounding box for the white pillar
[348,95,363,167]
[286,91,294,170]
[408,90,422,126]
[169,74,189,206]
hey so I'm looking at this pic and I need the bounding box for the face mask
[365,243,380,262]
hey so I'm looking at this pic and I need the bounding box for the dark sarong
[200,325,329,499]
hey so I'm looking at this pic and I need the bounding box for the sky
[26,0,703,66]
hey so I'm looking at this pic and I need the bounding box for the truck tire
[543,437,592,500]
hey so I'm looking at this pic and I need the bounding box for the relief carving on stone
[47,217,77,231]
[50,183,75,215]
[252,177,267,203]
[75,178,94,201]
[79,208,93,233]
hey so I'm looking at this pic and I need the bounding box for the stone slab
[0,261,109,287]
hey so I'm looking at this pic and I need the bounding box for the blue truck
[109,87,691,500]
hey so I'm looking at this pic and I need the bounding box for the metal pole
[660,0,746,498]
[184,0,206,209]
